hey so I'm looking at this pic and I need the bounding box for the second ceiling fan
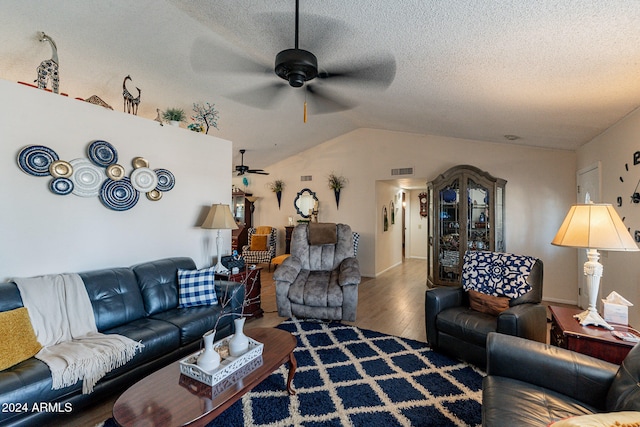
[235,149,269,176]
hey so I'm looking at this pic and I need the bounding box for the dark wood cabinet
[215,267,262,318]
[427,165,506,287]
[549,305,637,364]
[284,226,295,254]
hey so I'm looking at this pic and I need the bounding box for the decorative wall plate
[87,140,118,167]
[100,177,139,211]
[106,164,125,181]
[69,158,107,197]
[132,157,149,169]
[130,167,158,192]
[49,177,74,195]
[154,168,175,191]
[17,145,59,176]
[49,160,73,178]
[146,189,163,201]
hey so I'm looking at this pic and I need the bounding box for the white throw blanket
[14,273,144,394]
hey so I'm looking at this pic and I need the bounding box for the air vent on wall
[301,175,312,181]
[391,167,414,176]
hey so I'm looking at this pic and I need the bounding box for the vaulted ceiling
[3,1,640,171]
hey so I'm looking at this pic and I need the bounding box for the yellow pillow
[0,307,42,371]
[548,412,640,427]
[255,226,272,235]
[250,234,268,251]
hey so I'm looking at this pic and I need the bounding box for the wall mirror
[294,188,318,218]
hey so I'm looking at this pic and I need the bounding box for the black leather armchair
[482,332,640,426]
[425,257,545,369]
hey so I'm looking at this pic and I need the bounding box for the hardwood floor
[58,258,430,426]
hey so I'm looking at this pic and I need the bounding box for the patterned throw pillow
[462,251,536,299]
[177,267,218,308]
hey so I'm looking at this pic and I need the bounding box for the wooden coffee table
[113,328,297,427]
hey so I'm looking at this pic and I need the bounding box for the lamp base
[574,309,613,330]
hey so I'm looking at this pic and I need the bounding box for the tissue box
[603,302,628,325]
[602,291,633,325]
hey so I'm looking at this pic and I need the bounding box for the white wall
[375,181,404,275]
[578,106,640,326]
[233,128,577,306]
[0,80,232,279]
[408,189,428,259]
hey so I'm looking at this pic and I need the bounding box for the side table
[548,305,638,364]
[215,267,263,318]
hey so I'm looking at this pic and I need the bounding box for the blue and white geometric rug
[206,318,484,426]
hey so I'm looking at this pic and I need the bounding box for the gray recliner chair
[274,223,361,322]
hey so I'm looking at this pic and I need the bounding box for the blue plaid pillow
[177,267,218,307]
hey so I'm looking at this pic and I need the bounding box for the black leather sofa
[482,332,640,426]
[0,257,244,427]
[425,259,545,369]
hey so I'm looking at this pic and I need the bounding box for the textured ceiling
[2,0,640,174]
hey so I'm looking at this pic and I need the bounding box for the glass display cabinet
[427,165,506,287]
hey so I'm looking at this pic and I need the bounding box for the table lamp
[551,202,639,329]
[201,204,238,273]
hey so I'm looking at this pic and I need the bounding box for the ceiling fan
[235,149,269,176]
[192,0,396,117]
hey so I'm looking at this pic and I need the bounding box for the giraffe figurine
[122,75,141,115]
[34,31,59,94]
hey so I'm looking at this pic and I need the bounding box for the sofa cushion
[436,306,497,347]
[606,343,640,411]
[482,375,597,426]
[132,257,196,315]
[0,307,42,371]
[100,317,181,380]
[151,304,230,346]
[81,268,146,331]
[0,282,23,312]
[178,267,218,307]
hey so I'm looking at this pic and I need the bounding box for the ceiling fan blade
[317,56,397,88]
[305,85,355,114]
[249,170,270,175]
[226,82,289,109]
[190,36,272,75]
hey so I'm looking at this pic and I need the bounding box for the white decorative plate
[130,167,158,192]
[69,158,106,197]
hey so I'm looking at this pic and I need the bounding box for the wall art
[17,141,175,211]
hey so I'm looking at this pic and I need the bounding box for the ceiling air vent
[301,175,313,181]
[391,167,414,176]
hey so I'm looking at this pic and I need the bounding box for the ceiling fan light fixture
[275,48,318,87]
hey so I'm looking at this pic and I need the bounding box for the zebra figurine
[34,32,59,94]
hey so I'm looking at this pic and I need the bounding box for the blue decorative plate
[17,145,59,176]
[154,168,175,192]
[88,140,118,167]
[100,177,139,211]
[49,177,74,195]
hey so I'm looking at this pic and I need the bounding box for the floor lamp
[551,202,639,329]
[201,204,238,273]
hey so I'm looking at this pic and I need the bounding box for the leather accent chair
[482,332,640,426]
[425,257,545,369]
[274,223,361,322]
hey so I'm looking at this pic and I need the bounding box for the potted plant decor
[162,108,186,126]
[328,173,347,209]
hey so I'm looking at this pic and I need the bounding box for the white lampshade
[201,204,238,230]
[551,203,638,251]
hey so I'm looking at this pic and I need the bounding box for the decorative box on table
[179,335,263,386]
